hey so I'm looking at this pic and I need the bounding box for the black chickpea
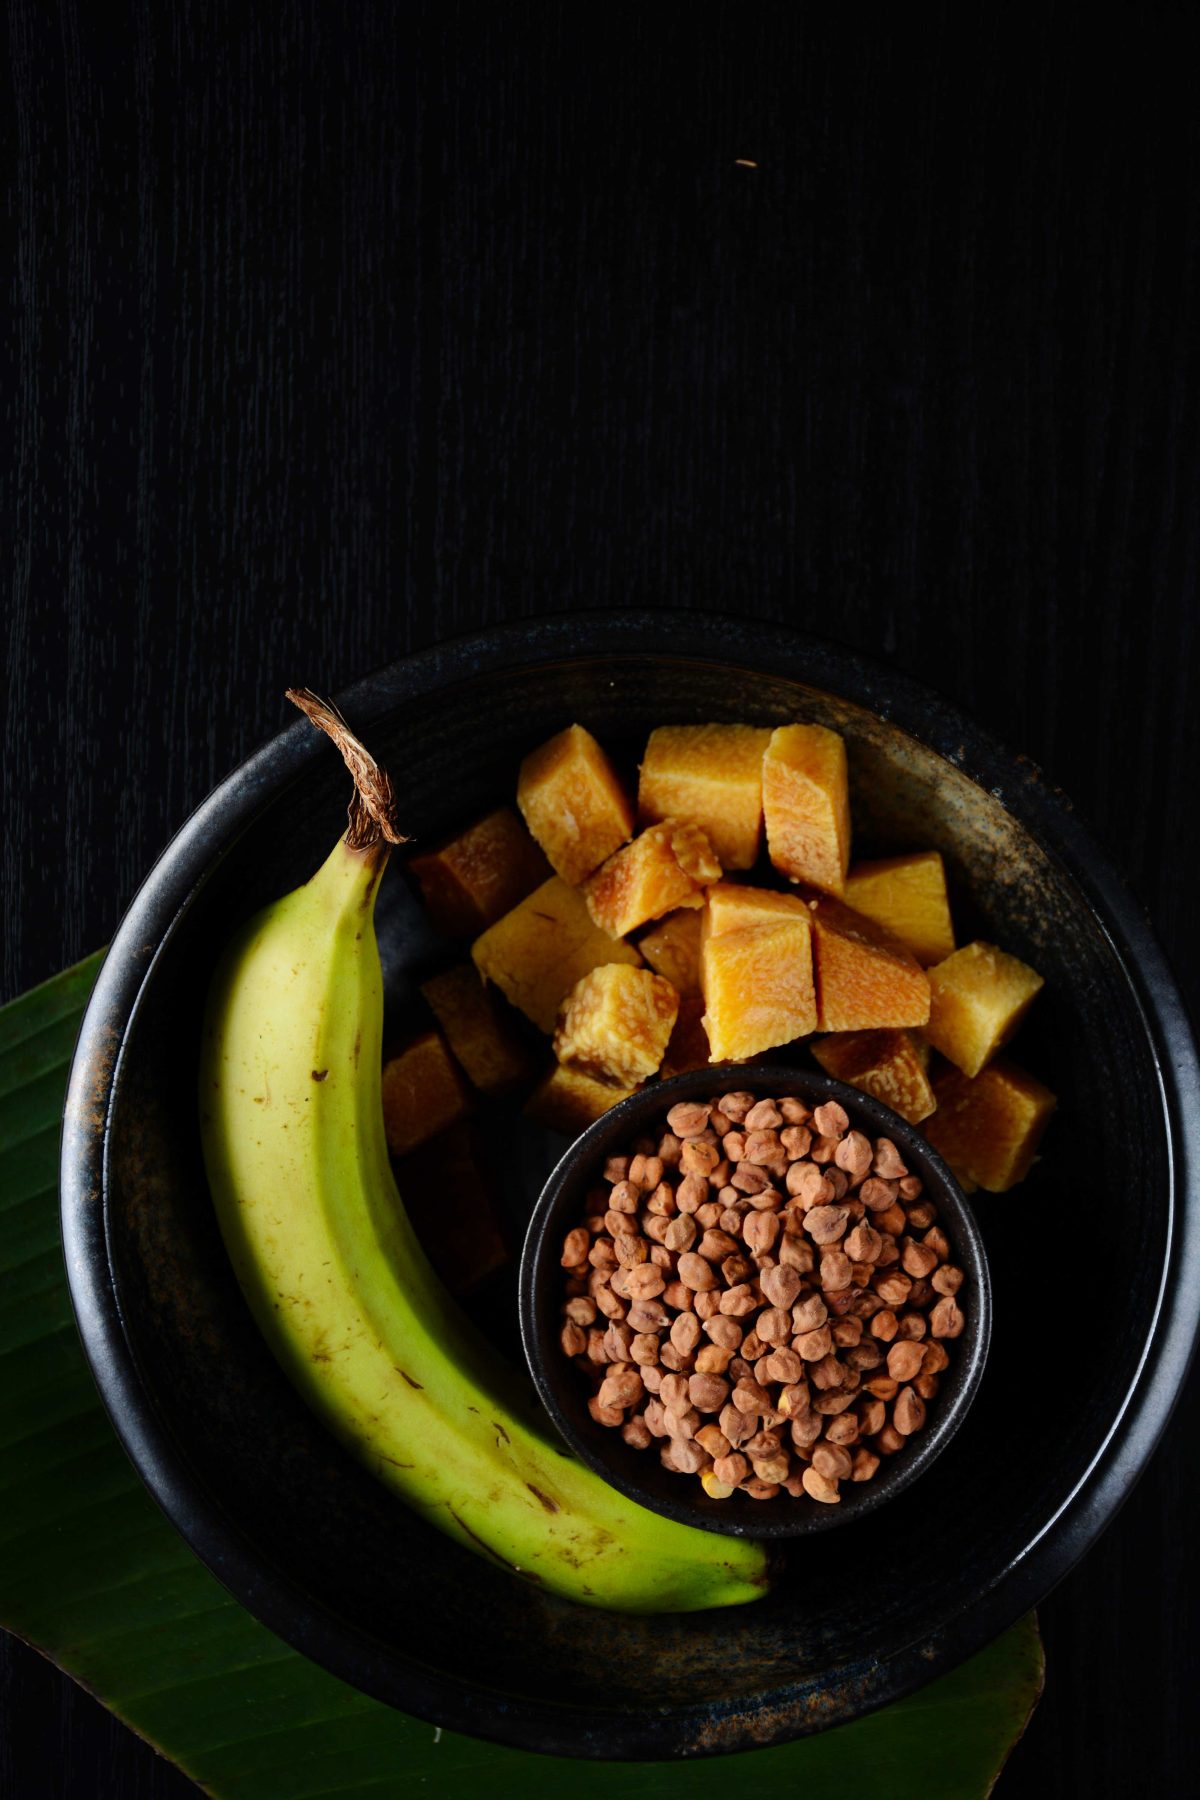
[557,1092,965,1505]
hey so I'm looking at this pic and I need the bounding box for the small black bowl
[520,1064,991,1537]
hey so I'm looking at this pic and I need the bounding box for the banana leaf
[0,955,1043,1797]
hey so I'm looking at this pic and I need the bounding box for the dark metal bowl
[520,1063,991,1536]
[60,613,1200,1759]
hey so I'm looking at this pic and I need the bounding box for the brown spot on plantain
[311,1068,329,1081]
[395,1368,423,1389]
[526,1485,560,1514]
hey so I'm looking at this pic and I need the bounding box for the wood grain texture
[3,1,1198,1793]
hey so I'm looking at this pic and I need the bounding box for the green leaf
[0,954,1043,1797]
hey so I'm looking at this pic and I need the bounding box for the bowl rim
[519,1061,992,1538]
[59,610,1200,1759]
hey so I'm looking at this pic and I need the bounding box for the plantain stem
[286,688,408,852]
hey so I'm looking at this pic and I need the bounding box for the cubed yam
[701,918,817,1062]
[471,877,642,1033]
[525,1062,637,1136]
[554,964,679,1088]
[409,807,550,937]
[419,965,532,1096]
[922,1058,1056,1192]
[517,724,635,885]
[701,885,817,1060]
[804,891,931,1032]
[394,1122,510,1294]
[381,1031,472,1157]
[583,820,721,938]
[637,908,703,997]
[703,882,813,938]
[843,852,956,967]
[661,994,712,1078]
[638,723,772,870]
[925,940,1044,1077]
[762,724,851,894]
[810,1028,936,1125]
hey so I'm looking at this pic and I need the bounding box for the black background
[3,3,1199,1794]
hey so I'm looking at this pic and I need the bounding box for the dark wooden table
[4,5,1198,1793]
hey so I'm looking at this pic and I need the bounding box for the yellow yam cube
[763,724,851,895]
[701,904,817,1063]
[394,1123,509,1294]
[925,941,1044,1077]
[517,724,634,885]
[700,885,817,1060]
[471,877,641,1033]
[844,852,956,967]
[381,1031,472,1157]
[554,964,679,1088]
[805,892,930,1032]
[419,965,532,1096]
[810,1029,936,1125]
[704,883,812,937]
[661,995,712,1078]
[923,1058,1056,1192]
[410,807,550,937]
[525,1063,636,1136]
[637,908,703,997]
[583,820,721,939]
[638,723,772,870]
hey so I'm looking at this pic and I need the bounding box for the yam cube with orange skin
[843,852,956,967]
[638,724,772,870]
[925,941,1044,1078]
[922,1058,1056,1192]
[419,965,533,1096]
[409,808,550,937]
[810,1029,936,1125]
[701,888,817,1061]
[661,995,712,1078]
[637,908,703,997]
[517,724,635,885]
[525,1062,637,1136]
[762,724,851,895]
[394,1122,510,1295]
[381,1031,472,1157]
[471,877,642,1034]
[553,964,679,1089]
[583,820,721,939]
[803,891,930,1033]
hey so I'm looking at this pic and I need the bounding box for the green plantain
[198,692,768,1613]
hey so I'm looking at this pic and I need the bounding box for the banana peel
[199,692,769,1613]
